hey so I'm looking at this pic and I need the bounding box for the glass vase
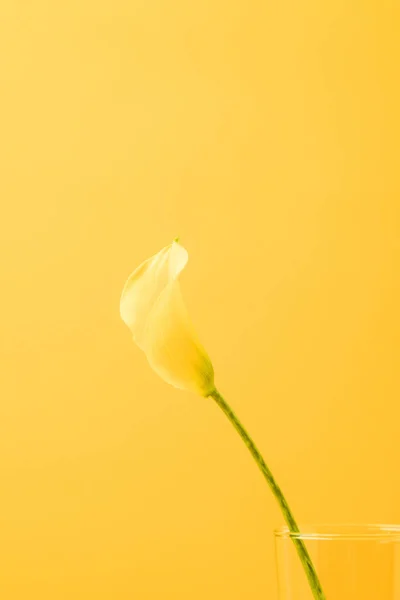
[275,524,400,599]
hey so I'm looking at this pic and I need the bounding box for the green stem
[209,388,326,600]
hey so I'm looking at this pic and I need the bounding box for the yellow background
[0,1,399,598]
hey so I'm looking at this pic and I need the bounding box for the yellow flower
[120,240,215,396]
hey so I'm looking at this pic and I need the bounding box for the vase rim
[274,524,400,541]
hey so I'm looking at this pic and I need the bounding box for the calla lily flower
[120,240,215,397]
[120,240,326,600]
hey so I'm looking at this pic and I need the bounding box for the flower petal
[143,279,215,396]
[120,240,215,397]
[120,241,188,349]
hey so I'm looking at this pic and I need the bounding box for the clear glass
[275,524,400,600]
